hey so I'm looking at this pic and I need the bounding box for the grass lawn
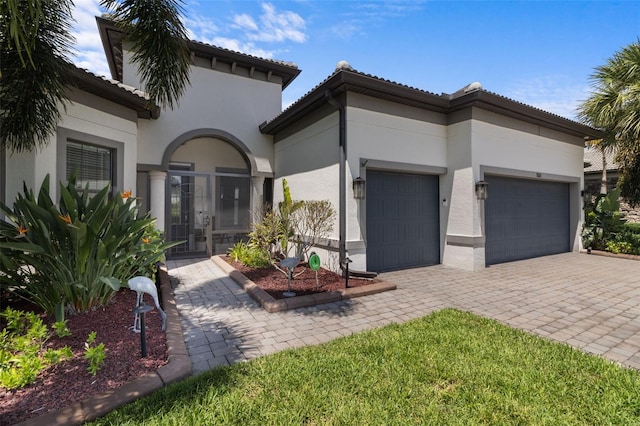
[90,309,640,425]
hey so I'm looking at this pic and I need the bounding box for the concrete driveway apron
[167,253,640,375]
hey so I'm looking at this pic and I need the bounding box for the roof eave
[69,66,160,119]
[97,16,300,90]
[188,41,300,89]
[260,70,449,134]
[450,90,604,140]
[96,16,122,81]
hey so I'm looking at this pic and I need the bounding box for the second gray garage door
[485,175,570,265]
[366,171,440,272]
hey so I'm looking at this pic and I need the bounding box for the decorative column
[148,171,167,233]
[251,176,265,226]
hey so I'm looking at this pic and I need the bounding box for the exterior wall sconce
[475,180,488,200]
[353,177,366,200]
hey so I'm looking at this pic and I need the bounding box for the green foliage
[616,141,640,207]
[0,175,177,319]
[227,242,271,268]
[102,0,191,110]
[0,0,74,153]
[277,179,304,256]
[292,200,336,259]
[1,0,190,153]
[0,307,72,390]
[582,189,626,250]
[607,223,640,255]
[578,40,640,207]
[248,208,282,260]
[605,241,634,254]
[583,190,640,255]
[84,331,106,376]
[52,320,71,338]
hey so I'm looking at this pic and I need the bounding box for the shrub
[0,308,72,390]
[0,175,177,320]
[582,189,626,250]
[84,331,106,376]
[227,242,271,268]
[608,224,640,255]
[292,200,336,259]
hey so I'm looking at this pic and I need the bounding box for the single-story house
[1,17,603,273]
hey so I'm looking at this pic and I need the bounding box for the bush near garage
[583,189,640,255]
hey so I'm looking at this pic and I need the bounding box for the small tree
[292,200,336,259]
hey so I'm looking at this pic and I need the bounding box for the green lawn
[91,309,640,425]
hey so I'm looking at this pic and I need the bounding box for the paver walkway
[167,253,640,375]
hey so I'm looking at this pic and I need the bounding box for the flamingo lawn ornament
[128,276,166,332]
[278,242,312,297]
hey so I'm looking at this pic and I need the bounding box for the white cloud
[327,1,425,41]
[502,75,591,120]
[209,37,274,59]
[233,2,307,43]
[69,0,110,77]
[184,15,219,41]
[70,1,306,79]
[233,14,259,32]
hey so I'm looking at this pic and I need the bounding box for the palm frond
[0,0,75,153]
[101,0,191,109]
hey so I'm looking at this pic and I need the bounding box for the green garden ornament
[309,252,321,290]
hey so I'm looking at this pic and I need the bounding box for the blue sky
[71,0,639,119]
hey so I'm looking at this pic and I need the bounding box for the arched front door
[167,137,251,257]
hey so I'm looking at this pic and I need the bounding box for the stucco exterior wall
[346,101,448,271]
[443,109,585,270]
[4,97,138,203]
[472,112,585,178]
[441,118,481,270]
[273,112,341,231]
[134,61,282,175]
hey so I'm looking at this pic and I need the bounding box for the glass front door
[168,172,211,257]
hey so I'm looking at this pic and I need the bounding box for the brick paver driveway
[168,252,640,375]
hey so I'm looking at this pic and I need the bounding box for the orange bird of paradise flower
[18,225,28,235]
[121,190,132,199]
[141,237,151,244]
[59,214,72,224]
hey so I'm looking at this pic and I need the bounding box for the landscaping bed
[0,289,168,425]
[226,257,371,299]
[215,256,396,312]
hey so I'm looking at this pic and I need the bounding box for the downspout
[325,90,347,267]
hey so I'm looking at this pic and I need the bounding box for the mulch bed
[0,289,167,425]
[226,257,373,299]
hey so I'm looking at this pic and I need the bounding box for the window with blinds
[66,140,114,192]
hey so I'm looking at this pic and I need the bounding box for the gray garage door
[485,176,570,265]
[366,171,440,272]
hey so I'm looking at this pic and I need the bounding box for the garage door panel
[485,176,569,265]
[367,171,439,272]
